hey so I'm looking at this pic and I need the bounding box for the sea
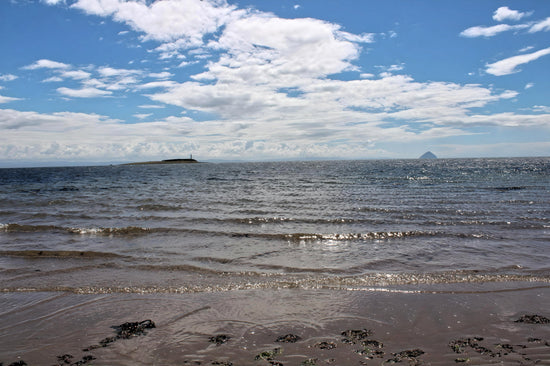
[1,158,549,295]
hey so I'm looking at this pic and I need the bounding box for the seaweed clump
[386,349,425,364]
[515,314,550,324]
[84,319,156,351]
[341,329,372,344]
[276,334,301,343]
[209,334,231,345]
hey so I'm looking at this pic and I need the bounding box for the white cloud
[42,76,64,83]
[492,7,530,22]
[0,95,22,104]
[524,83,534,89]
[148,71,173,79]
[57,86,113,98]
[529,16,550,33]
[23,59,70,70]
[133,113,152,119]
[460,24,528,38]
[519,46,534,53]
[98,66,141,77]
[486,47,550,76]
[138,104,165,109]
[41,0,66,5]
[60,70,92,80]
[0,74,18,82]
[532,105,550,113]
[71,0,244,43]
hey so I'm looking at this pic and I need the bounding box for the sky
[0,0,549,166]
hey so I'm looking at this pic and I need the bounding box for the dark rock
[276,334,301,343]
[8,362,27,366]
[209,334,231,345]
[515,314,550,324]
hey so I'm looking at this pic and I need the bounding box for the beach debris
[386,349,425,364]
[515,314,550,324]
[314,341,337,350]
[209,334,231,345]
[211,361,233,366]
[454,358,469,363]
[254,347,282,361]
[341,329,372,344]
[275,334,301,343]
[300,358,317,366]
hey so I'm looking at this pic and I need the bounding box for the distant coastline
[123,158,199,165]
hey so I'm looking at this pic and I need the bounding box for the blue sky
[0,0,549,166]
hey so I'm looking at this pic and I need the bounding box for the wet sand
[1,283,549,365]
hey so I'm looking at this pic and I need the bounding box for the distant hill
[419,151,437,159]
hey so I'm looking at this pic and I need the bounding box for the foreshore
[1,283,549,365]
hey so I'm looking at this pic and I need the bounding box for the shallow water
[0,158,549,293]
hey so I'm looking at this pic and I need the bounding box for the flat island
[124,158,199,165]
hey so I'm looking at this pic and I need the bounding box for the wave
[2,271,549,295]
[0,250,124,258]
[0,222,499,242]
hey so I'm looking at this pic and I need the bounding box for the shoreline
[1,284,549,365]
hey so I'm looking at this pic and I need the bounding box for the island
[123,158,199,165]
[419,151,437,159]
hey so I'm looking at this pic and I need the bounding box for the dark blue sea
[1,158,549,294]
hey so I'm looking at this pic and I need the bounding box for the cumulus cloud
[492,7,531,22]
[486,47,550,76]
[71,0,243,43]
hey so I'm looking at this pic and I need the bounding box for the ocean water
[1,158,549,294]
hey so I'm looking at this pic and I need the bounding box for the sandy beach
[1,282,549,365]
